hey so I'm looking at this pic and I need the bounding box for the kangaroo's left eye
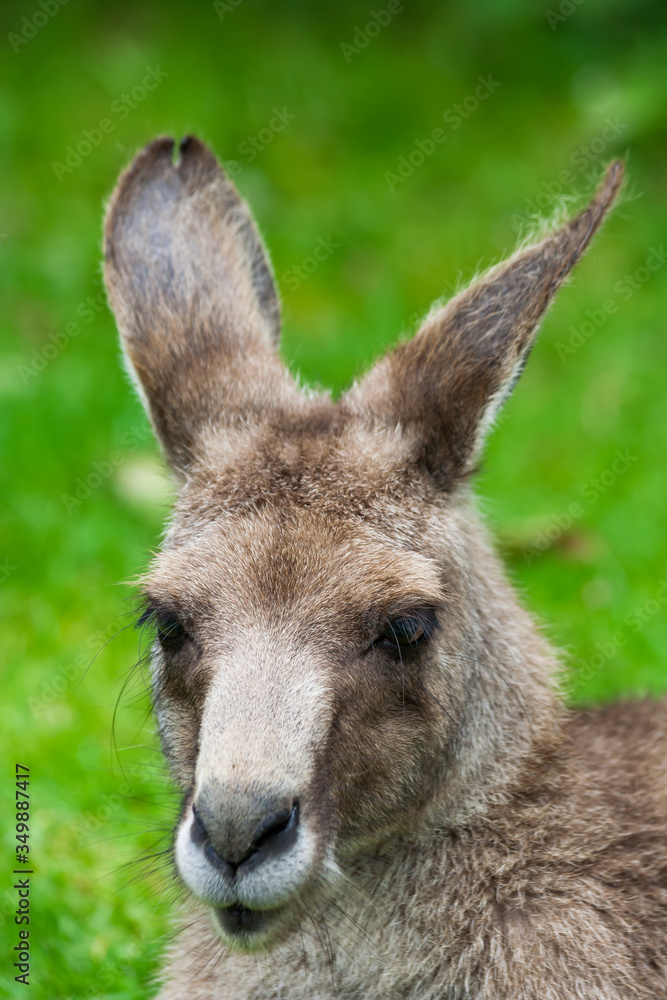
[378,615,433,652]
[156,615,188,651]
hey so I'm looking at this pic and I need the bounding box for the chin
[210,901,299,953]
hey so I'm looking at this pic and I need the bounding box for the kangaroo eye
[156,614,188,650]
[378,616,431,651]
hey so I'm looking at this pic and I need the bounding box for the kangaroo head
[104,137,623,952]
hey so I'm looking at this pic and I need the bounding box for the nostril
[190,804,235,875]
[252,803,297,852]
[239,802,299,867]
[190,804,208,847]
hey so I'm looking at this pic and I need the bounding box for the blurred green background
[1,0,666,996]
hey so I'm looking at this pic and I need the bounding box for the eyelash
[136,605,437,658]
[373,612,437,657]
[137,605,190,651]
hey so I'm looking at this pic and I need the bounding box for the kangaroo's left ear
[103,135,298,475]
[346,161,624,488]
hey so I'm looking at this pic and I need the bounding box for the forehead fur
[169,401,442,538]
[143,405,461,628]
[148,515,448,624]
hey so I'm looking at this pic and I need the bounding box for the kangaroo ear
[104,135,297,473]
[346,161,624,489]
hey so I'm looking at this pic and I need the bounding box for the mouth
[214,903,284,944]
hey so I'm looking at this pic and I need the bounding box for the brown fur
[103,137,666,998]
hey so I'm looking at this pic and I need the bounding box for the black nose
[191,797,299,876]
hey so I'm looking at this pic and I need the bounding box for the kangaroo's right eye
[156,614,189,651]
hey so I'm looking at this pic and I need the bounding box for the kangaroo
[103,137,667,999]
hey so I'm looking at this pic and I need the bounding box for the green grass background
[1,0,666,996]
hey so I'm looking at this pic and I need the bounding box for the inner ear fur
[104,135,298,473]
[346,160,624,488]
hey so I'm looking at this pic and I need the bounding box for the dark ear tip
[178,134,208,160]
[563,158,625,255]
[584,159,624,226]
[114,135,176,189]
[139,135,176,165]
[596,159,625,208]
[175,134,221,178]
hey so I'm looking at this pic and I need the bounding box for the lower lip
[215,905,274,936]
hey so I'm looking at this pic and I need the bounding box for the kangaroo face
[143,420,469,949]
[104,136,622,951]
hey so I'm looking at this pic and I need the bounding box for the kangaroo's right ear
[345,161,623,490]
[104,135,298,473]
